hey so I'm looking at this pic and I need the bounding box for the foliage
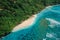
[0,0,60,37]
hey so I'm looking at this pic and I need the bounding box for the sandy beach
[12,14,36,32]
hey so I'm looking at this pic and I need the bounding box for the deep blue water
[2,5,60,40]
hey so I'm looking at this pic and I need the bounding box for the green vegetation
[0,0,60,37]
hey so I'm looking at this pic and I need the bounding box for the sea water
[2,5,60,40]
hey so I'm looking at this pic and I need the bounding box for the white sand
[12,14,37,32]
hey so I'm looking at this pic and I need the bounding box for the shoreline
[12,15,36,32]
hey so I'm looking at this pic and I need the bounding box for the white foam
[46,33,54,38]
[43,38,46,40]
[46,18,60,28]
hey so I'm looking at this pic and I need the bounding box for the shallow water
[2,5,60,40]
